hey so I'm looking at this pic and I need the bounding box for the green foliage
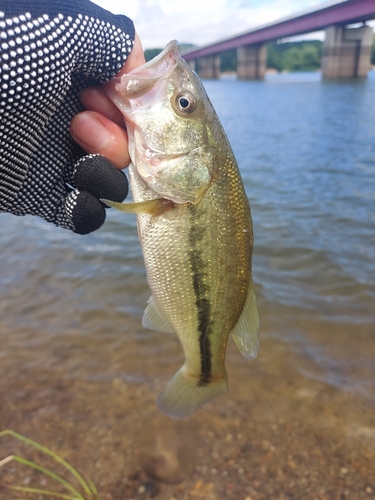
[218,41,322,72]
[144,40,325,73]
[267,40,322,72]
[0,430,99,500]
[144,48,163,62]
[220,49,237,72]
[179,43,197,52]
[144,43,197,62]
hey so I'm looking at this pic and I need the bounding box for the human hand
[70,34,146,170]
[0,1,143,234]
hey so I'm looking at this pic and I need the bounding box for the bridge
[182,0,375,79]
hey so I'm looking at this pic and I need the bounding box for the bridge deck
[182,0,375,60]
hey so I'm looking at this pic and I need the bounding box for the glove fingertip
[74,154,129,202]
[69,190,106,235]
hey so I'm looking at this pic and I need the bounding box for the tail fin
[157,366,228,419]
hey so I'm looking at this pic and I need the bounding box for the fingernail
[72,113,111,152]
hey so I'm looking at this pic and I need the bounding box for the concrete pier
[237,44,266,80]
[197,55,220,79]
[322,25,373,79]
[187,60,196,72]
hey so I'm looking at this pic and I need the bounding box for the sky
[91,0,374,50]
[93,0,368,49]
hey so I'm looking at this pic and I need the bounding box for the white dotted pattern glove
[0,0,134,234]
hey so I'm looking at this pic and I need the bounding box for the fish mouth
[136,142,206,175]
[127,40,180,77]
[125,40,180,82]
[141,147,189,166]
[138,137,197,165]
[104,41,181,103]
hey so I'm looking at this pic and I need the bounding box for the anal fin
[142,296,175,333]
[231,281,260,359]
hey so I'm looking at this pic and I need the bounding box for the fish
[102,40,259,419]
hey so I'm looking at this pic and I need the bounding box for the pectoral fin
[231,281,260,359]
[101,198,174,216]
[142,296,175,333]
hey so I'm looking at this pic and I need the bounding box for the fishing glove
[0,0,134,234]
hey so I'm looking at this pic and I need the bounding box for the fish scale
[103,40,259,418]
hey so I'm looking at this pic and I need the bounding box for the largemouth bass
[103,41,259,418]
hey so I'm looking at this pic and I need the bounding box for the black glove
[0,0,134,234]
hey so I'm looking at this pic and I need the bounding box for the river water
[1,71,375,498]
[209,70,375,401]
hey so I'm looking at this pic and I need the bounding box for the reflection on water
[1,73,375,406]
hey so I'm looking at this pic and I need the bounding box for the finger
[79,86,125,127]
[58,189,106,235]
[74,155,128,202]
[60,155,130,235]
[70,111,130,169]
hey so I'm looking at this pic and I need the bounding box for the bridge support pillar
[237,44,266,80]
[187,59,197,72]
[197,56,220,79]
[322,25,373,79]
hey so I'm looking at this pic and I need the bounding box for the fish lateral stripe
[188,211,213,386]
[196,297,212,386]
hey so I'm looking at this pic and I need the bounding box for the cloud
[91,0,374,49]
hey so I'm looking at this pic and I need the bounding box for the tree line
[145,41,322,72]
[220,40,322,72]
[145,36,375,73]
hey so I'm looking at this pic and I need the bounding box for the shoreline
[1,325,374,500]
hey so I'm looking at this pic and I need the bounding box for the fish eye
[175,92,196,113]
